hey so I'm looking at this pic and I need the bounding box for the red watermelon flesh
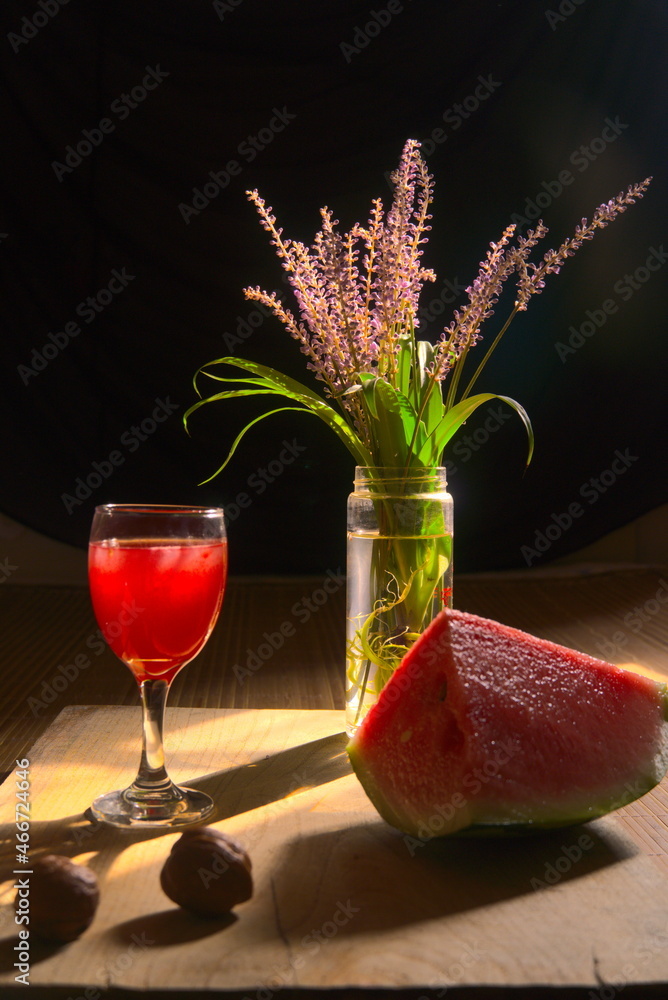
[347,609,668,837]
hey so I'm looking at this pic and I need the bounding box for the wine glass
[87,504,227,828]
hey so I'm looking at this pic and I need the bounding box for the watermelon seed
[438,681,448,702]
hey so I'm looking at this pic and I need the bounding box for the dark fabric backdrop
[1,0,666,575]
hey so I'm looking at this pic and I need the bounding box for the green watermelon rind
[347,650,668,840]
[446,765,665,837]
[348,737,665,838]
[347,740,417,832]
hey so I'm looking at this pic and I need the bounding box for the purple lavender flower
[244,141,436,418]
[244,143,650,421]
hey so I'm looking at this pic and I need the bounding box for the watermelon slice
[347,609,668,838]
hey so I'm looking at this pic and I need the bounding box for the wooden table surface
[0,566,667,998]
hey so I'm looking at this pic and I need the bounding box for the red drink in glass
[87,504,227,828]
[89,538,227,684]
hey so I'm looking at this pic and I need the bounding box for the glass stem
[133,678,172,791]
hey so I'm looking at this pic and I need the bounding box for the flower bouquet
[185,139,649,729]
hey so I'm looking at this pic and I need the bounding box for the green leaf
[422,380,445,439]
[197,406,314,484]
[185,357,373,470]
[396,331,413,397]
[415,342,444,437]
[416,340,434,388]
[360,375,379,419]
[401,341,445,468]
[184,387,285,432]
[380,381,418,438]
[373,379,417,467]
[419,393,534,466]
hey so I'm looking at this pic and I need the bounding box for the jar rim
[354,466,447,472]
[93,504,225,517]
[353,466,449,489]
[354,465,447,476]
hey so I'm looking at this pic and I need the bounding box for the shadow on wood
[262,818,637,936]
[0,731,351,883]
[112,907,237,947]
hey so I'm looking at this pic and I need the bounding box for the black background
[1,0,666,576]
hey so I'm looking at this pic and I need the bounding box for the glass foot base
[90,784,214,829]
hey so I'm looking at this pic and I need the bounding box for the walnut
[160,827,253,916]
[23,855,100,943]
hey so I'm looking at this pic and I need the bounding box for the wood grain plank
[1,707,668,994]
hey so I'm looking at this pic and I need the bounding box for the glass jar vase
[345,466,453,735]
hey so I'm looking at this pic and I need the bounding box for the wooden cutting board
[0,706,668,996]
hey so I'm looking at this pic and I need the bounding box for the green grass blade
[419,392,534,466]
[497,394,534,466]
[421,379,445,438]
[198,406,315,484]
[416,340,434,392]
[397,330,413,397]
[188,357,373,467]
[184,388,284,425]
[360,376,380,419]
[402,342,444,467]
[373,379,417,466]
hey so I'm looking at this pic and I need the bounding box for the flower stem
[458,304,520,403]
